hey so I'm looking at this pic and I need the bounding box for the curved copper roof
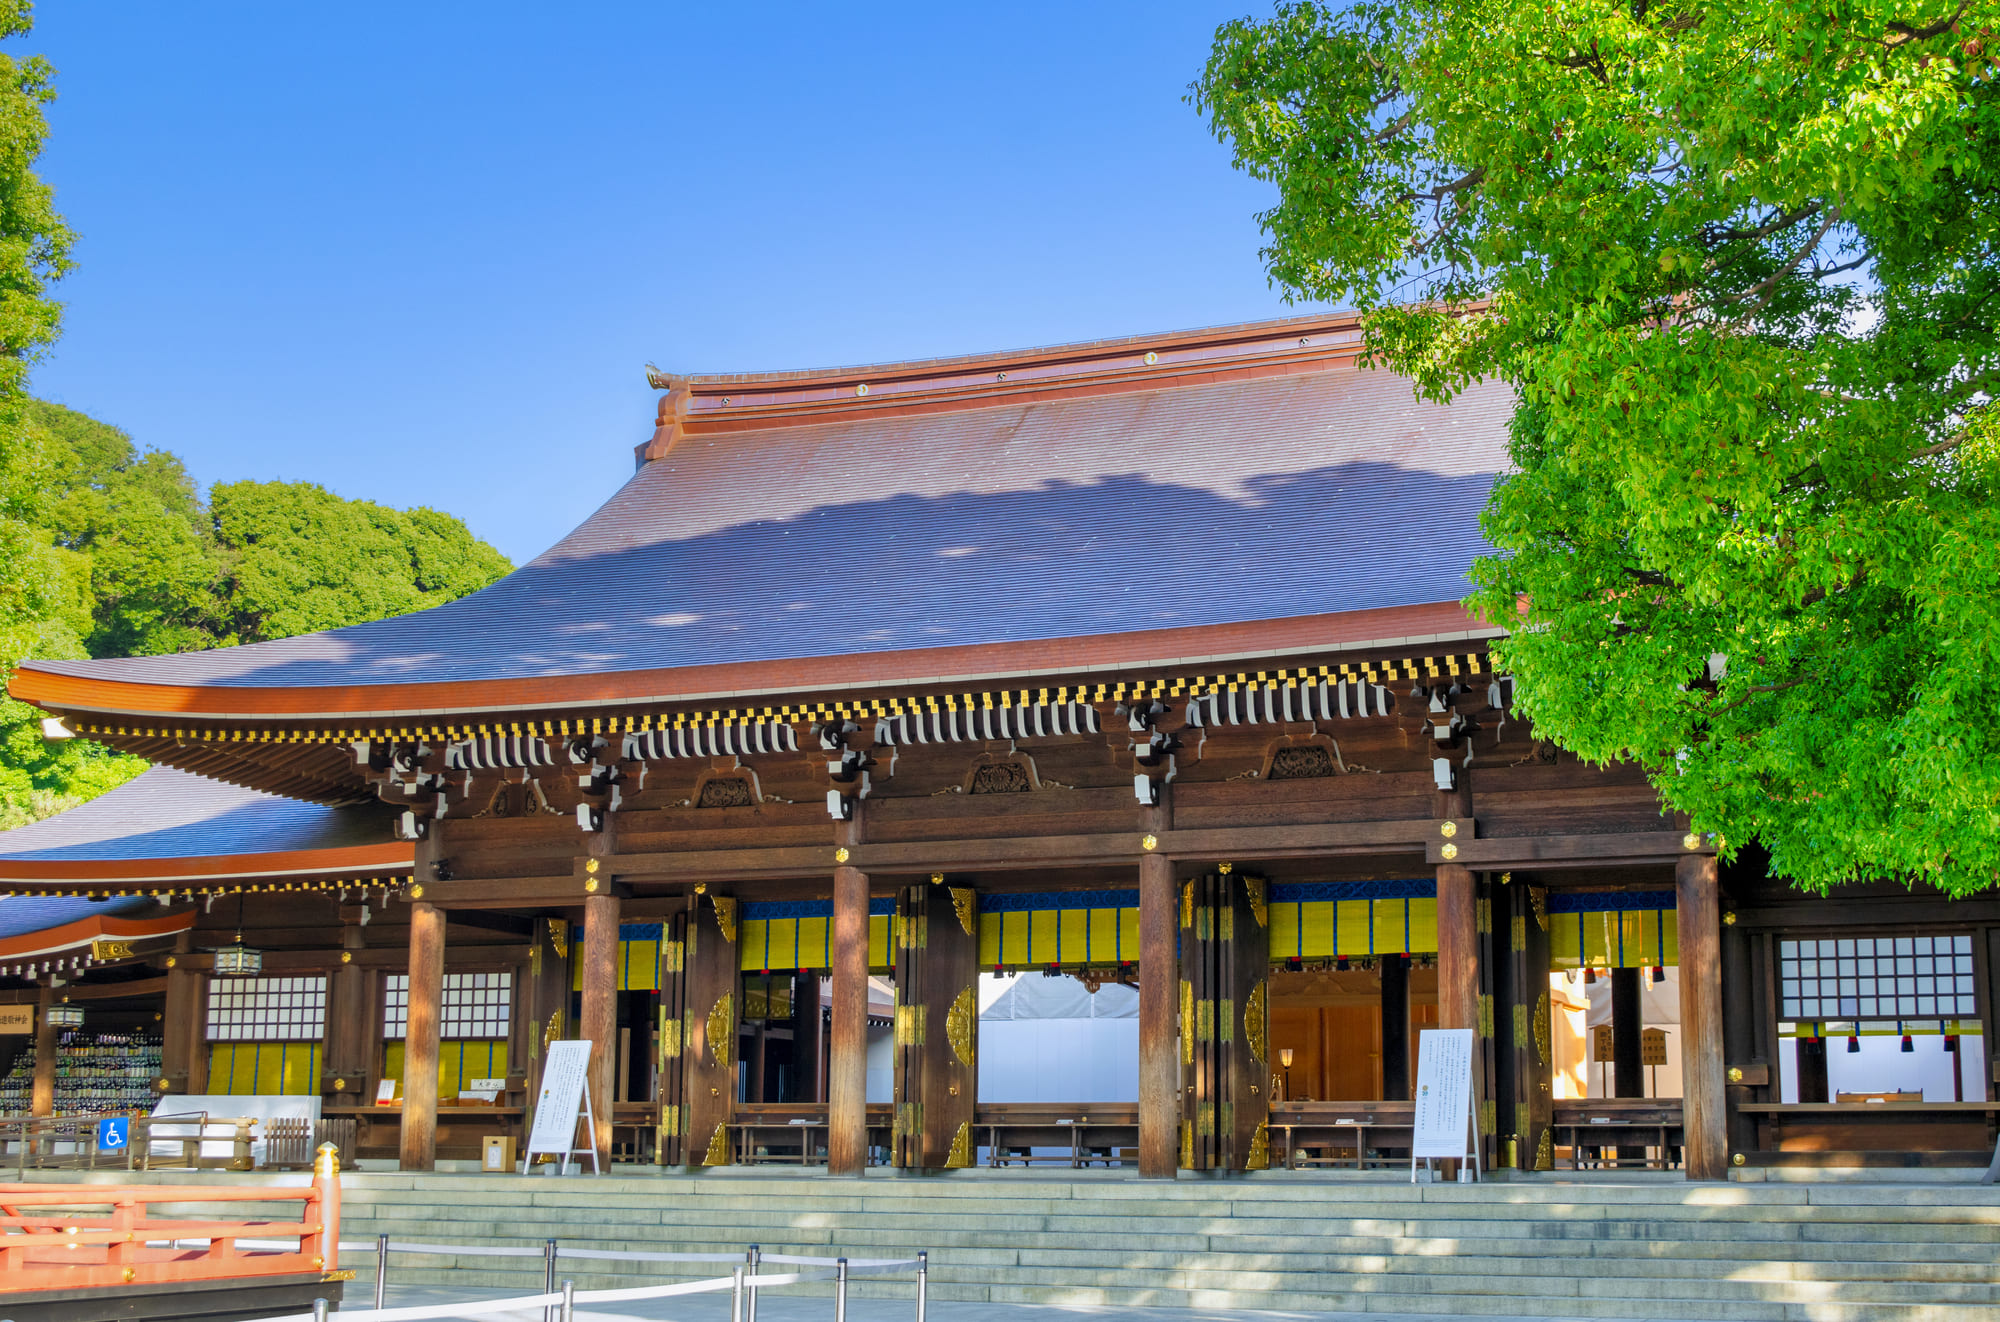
[12,313,1510,727]
[0,767,406,887]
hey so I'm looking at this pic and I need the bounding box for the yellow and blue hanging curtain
[1548,891,1678,970]
[382,1039,512,1099]
[206,1042,320,1095]
[738,899,895,973]
[976,890,1140,969]
[1267,880,1438,959]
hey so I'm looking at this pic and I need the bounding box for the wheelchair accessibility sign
[97,1116,129,1150]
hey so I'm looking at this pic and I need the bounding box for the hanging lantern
[213,891,263,976]
[213,942,263,976]
[1846,1033,1860,1054]
[1899,1021,1914,1053]
[45,999,85,1029]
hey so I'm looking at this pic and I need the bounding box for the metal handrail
[0,1110,224,1176]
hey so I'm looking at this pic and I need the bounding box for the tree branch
[1698,677,1811,717]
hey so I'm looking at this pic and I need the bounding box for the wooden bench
[727,1103,894,1165]
[1551,1098,1684,1170]
[1737,1102,2000,1166]
[1267,1101,1416,1169]
[974,1103,1139,1167]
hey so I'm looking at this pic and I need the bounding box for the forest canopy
[1,400,511,826]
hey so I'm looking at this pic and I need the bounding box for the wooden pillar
[161,930,207,1096]
[1494,879,1552,1170]
[892,881,978,1170]
[1137,841,1178,1179]
[1611,968,1644,1097]
[1436,863,1479,1033]
[828,848,871,1176]
[680,890,739,1166]
[1380,953,1411,1101]
[790,972,821,1103]
[1180,868,1271,1170]
[324,919,369,1103]
[1677,852,1727,1179]
[523,917,573,1157]
[399,900,445,1171]
[581,890,621,1169]
[654,911,688,1164]
[31,982,55,1117]
[1796,1033,1830,1103]
[1720,916,1758,1154]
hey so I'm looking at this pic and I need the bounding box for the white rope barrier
[760,1255,916,1268]
[242,1257,922,1322]
[547,1248,749,1263]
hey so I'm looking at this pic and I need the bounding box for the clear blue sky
[26,2,1310,566]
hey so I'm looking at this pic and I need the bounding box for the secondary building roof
[12,312,1511,735]
[0,767,407,892]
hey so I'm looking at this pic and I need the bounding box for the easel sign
[522,1039,599,1175]
[1411,1027,1481,1183]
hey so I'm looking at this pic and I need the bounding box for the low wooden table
[1551,1099,1684,1170]
[324,1104,525,1164]
[1737,1102,2000,1166]
[975,1103,1139,1167]
[1266,1101,1415,1169]
[727,1104,893,1166]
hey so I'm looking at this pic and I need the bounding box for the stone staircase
[31,1169,2000,1321]
[339,1169,1999,1321]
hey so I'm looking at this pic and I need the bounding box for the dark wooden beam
[441,910,537,937]
[1429,831,1711,869]
[0,976,170,1005]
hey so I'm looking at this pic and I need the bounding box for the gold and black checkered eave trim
[0,874,415,900]
[68,652,1488,746]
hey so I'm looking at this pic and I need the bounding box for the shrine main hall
[2,312,1994,1179]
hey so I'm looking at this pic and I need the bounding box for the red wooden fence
[0,1142,340,1292]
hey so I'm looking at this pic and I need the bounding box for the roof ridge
[648,309,1361,389]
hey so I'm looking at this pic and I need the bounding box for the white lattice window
[205,976,327,1042]
[383,972,512,1039]
[1779,934,1977,1021]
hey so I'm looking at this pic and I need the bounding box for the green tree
[35,400,222,657]
[0,3,134,828]
[209,480,513,643]
[1195,0,2000,895]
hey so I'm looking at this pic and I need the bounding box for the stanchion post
[747,1244,761,1322]
[560,1279,575,1322]
[916,1250,928,1322]
[542,1238,559,1322]
[733,1264,745,1322]
[312,1299,328,1322]
[835,1257,848,1322]
[374,1233,389,1310]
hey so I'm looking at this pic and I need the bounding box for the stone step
[336,1208,1992,1272]
[337,1201,2000,1244]
[338,1194,2000,1230]
[338,1216,1998,1266]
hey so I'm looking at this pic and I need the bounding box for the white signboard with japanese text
[1411,1028,1480,1179]
[523,1039,597,1174]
